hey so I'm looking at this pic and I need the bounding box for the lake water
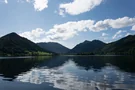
[0,56,135,90]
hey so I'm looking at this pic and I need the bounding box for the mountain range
[0,33,51,56]
[68,35,135,55]
[0,32,135,56]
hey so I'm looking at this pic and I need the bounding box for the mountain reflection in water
[0,56,135,90]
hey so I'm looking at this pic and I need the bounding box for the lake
[0,56,135,90]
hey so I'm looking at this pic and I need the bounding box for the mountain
[1,32,135,56]
[101,35,135,55]
[69,40,106,54]
[37,42,70,54]
[0,32,51,56]
[69,35,135,55]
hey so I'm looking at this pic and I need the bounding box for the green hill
[0,32,52,56]
[101,35,135,55]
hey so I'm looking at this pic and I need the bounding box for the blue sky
[0,0,135,48]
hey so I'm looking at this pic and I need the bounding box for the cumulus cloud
[109,17,135,28]
[19,20,94,42]
[46,20,94,40]
[47,16,135,41]
[33,0,48,11]
[26,0,48,11]
[92,17,135,31]
[19,28,47,42]
[20,16,135,42]
[59,0,103,15]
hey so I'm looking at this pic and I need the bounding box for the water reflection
[0,56,135,90]
[0,56,51,80]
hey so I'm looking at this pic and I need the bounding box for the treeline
[0,51,52,56]
[97,48,135,55]
[60,49,135,56]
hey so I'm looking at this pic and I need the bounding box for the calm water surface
[0,56,135,90]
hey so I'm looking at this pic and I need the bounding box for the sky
[0,0,135,48]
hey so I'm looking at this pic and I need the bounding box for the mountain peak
[0,32,21,39]
[92,40,106,44]
[69,39,106,54]
[92,40,100,42]
[4,32,20,38]
[83,40,90,43]
[0,32,51,56]
[83,40,105,44]
[8,32,18,36]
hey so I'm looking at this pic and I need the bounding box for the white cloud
[131,25,135,31]
[102,33,108,37]
[59,0,103,15]
[2,0,8,4]
[100,33,109,40]
[26,0,48,11]
[34,0,48,11]
[46,20,95,40]
[92,17,135,31]
[59,9,65,17]
[5,0,8,3]
[19,28,47,42]
[109,17,135,28]
[112,30,126,39]
[19,20,94,42]
[20,16,135,42]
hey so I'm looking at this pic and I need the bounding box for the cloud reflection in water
[16,60,135,90]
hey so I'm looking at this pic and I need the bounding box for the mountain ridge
[0,32,52,56]
[101,35,135,55]
[68,40,106,54]
[68,35,135,55]
[0,32,135,56]
[37,42,70,54]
